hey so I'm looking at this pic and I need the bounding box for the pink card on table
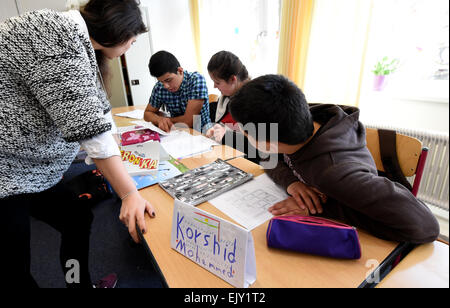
[121,129,160,146]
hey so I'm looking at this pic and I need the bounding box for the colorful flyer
[132,157,189,190]
[119,141,160,176]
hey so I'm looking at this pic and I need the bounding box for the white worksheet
[131,120,176,136]
[160,131,219,159]
[209,173,289,230]
[115,109,145,119]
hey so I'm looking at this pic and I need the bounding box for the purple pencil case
[266,215,361,259]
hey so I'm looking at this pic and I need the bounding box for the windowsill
[359,79,449,134]
[384,79,449,104]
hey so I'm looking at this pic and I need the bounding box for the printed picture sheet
[209,173,289,230]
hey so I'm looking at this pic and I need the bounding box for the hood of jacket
[288,104,367,162]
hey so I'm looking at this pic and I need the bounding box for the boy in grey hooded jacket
[229,74,439,244]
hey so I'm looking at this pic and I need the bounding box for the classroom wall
[140,0,197,73]
[1,0,67,20]
[0,0,19,22]
[15,0,66,12]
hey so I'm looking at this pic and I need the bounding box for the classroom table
[376,240,449,288]
[113,106,245,162]
[113,107,399,288]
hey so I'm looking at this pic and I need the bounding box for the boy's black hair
[229,74,314,145]
[148,50,181,78]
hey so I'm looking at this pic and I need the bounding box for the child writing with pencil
[144,50,211,132]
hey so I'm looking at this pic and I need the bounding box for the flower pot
[373,75,387,91]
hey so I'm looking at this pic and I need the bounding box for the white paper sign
[115,109,145,119]
[171,200,257,288]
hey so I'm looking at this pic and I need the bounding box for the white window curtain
[199,0,281,93]
[302,0,373,106]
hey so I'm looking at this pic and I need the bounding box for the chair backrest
[366,128,422,177]
[209,94,219,103]
[365,128,427,196]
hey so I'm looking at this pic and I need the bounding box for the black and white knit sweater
[0,10,112,198]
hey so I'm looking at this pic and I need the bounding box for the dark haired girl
[207,51,249,136]
[206,51,260,163]
[0,0,154,288]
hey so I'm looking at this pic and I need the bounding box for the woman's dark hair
[80,0,147,85]
[81,0,147,47]
[229,74,314,145]
[148,51,181,78]
[207,51,249,82]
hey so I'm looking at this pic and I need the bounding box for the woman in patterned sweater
[0,0,154,288]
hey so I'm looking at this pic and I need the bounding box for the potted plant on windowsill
[372,57,400,91]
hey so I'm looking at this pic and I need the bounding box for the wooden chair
[208,94,219,104]
[362,128,441,288]
[365,128,428,196]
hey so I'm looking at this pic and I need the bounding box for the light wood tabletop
[376,241,449,288]
[113,107,399,288]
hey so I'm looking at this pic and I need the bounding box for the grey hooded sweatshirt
[265,104,440,244]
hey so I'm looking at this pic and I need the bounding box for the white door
[123,6,155,106]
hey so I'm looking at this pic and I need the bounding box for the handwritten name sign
[170,200,256,288]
